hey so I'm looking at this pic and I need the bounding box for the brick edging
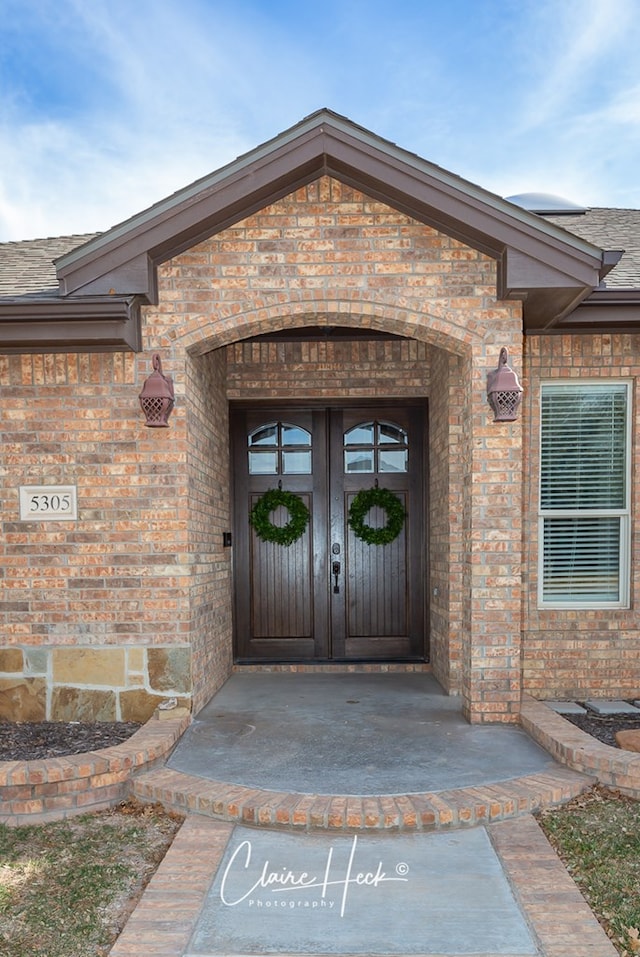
[520,693,640,797]
[0,714,191,825]
[132,762,593,832]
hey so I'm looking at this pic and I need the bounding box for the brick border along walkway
[132,763,593,832]
[520,694,640,797]
[0,713,190,825]
[108,814,618,957]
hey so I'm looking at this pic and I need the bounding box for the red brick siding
[1,176,528,722]
[147,177,523,721]
[186,350,233,711]
[147,177,505,355]
[0,351,189,648]
[226,338,431,398]
[428,348,466,693]
[522,334,640,699]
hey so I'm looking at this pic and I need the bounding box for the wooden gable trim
[526,288,640,334]
[54,111,607,331]
[0,297,141,353]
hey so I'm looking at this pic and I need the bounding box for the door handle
[332,561,341,594]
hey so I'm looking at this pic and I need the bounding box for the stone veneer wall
[0,646,190,722]
[521,333,640,699]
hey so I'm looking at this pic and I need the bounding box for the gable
[1,109,632,351]
[55,112,606,319]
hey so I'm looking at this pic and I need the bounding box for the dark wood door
[231,404,426,662]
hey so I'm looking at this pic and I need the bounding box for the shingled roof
[0,234,97,299]
[544,208,640,289]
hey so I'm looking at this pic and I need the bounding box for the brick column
[461,336,524,723]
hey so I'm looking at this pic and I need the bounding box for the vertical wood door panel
[232,403,426,662]
[346,497,407,637]
[251,500,313,638]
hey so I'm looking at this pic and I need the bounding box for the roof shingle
[543,208,640,289]
[0,234,97,299]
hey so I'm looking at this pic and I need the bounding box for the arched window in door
[247,422,312,475]
[343,421,408,473]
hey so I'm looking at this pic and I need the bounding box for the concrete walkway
[110,672,619,956]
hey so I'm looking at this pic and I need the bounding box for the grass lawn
[539,786,640,957]
[0,801,183,957]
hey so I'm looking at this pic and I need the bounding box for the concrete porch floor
[167,672,558,795]
[133,670,595,832]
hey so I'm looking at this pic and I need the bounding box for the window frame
[537,379,632,609]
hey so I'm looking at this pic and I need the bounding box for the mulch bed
[562,711,640,749]
[0,721,141,761]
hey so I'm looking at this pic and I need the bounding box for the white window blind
[539,383,630,606]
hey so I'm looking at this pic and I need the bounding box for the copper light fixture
[486,347,523,422]
[139,354,175,427]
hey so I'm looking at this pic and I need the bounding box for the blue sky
[1,0,639,241]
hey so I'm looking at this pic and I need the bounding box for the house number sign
[19,485,78,521]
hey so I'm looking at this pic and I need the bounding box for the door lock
[332,561,341,594]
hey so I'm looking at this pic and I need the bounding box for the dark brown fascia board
[55,111,606,315]
[525,288,640,334]
[0,297,141,352]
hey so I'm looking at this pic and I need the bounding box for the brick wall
[428,347,465,693]
[522,333,640,699]
[226,338,431,398]
[460,345,524,721]
[1,175,528,722]
[146,176,524,722]
[148,177,503,355]
[186,350,233,712]
[0,351,193,720]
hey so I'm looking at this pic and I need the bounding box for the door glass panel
[248,451,278,474]
[345,450,375,473]
[379,422,405,445]
[379,449,408,472]
[248,421,312,475]
[250,425,278,446]
[283,450,312,474]
[344,420,408,473]
[345,423,375,445]
[282,425,311,446]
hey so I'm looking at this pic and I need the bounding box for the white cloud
[513,0,638,131]
[1,0,639,240]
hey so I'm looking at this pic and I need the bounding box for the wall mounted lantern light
[486,347,523,422]
[139,354,175,427]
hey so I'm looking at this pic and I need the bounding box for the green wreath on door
[348,487,406,545]
[250,488,310,546]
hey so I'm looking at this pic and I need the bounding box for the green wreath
[348,487,406,545]
[250,488,310,546]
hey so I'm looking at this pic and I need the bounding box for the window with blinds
[539,382,630,606]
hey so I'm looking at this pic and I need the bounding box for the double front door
[231,403,426,662]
